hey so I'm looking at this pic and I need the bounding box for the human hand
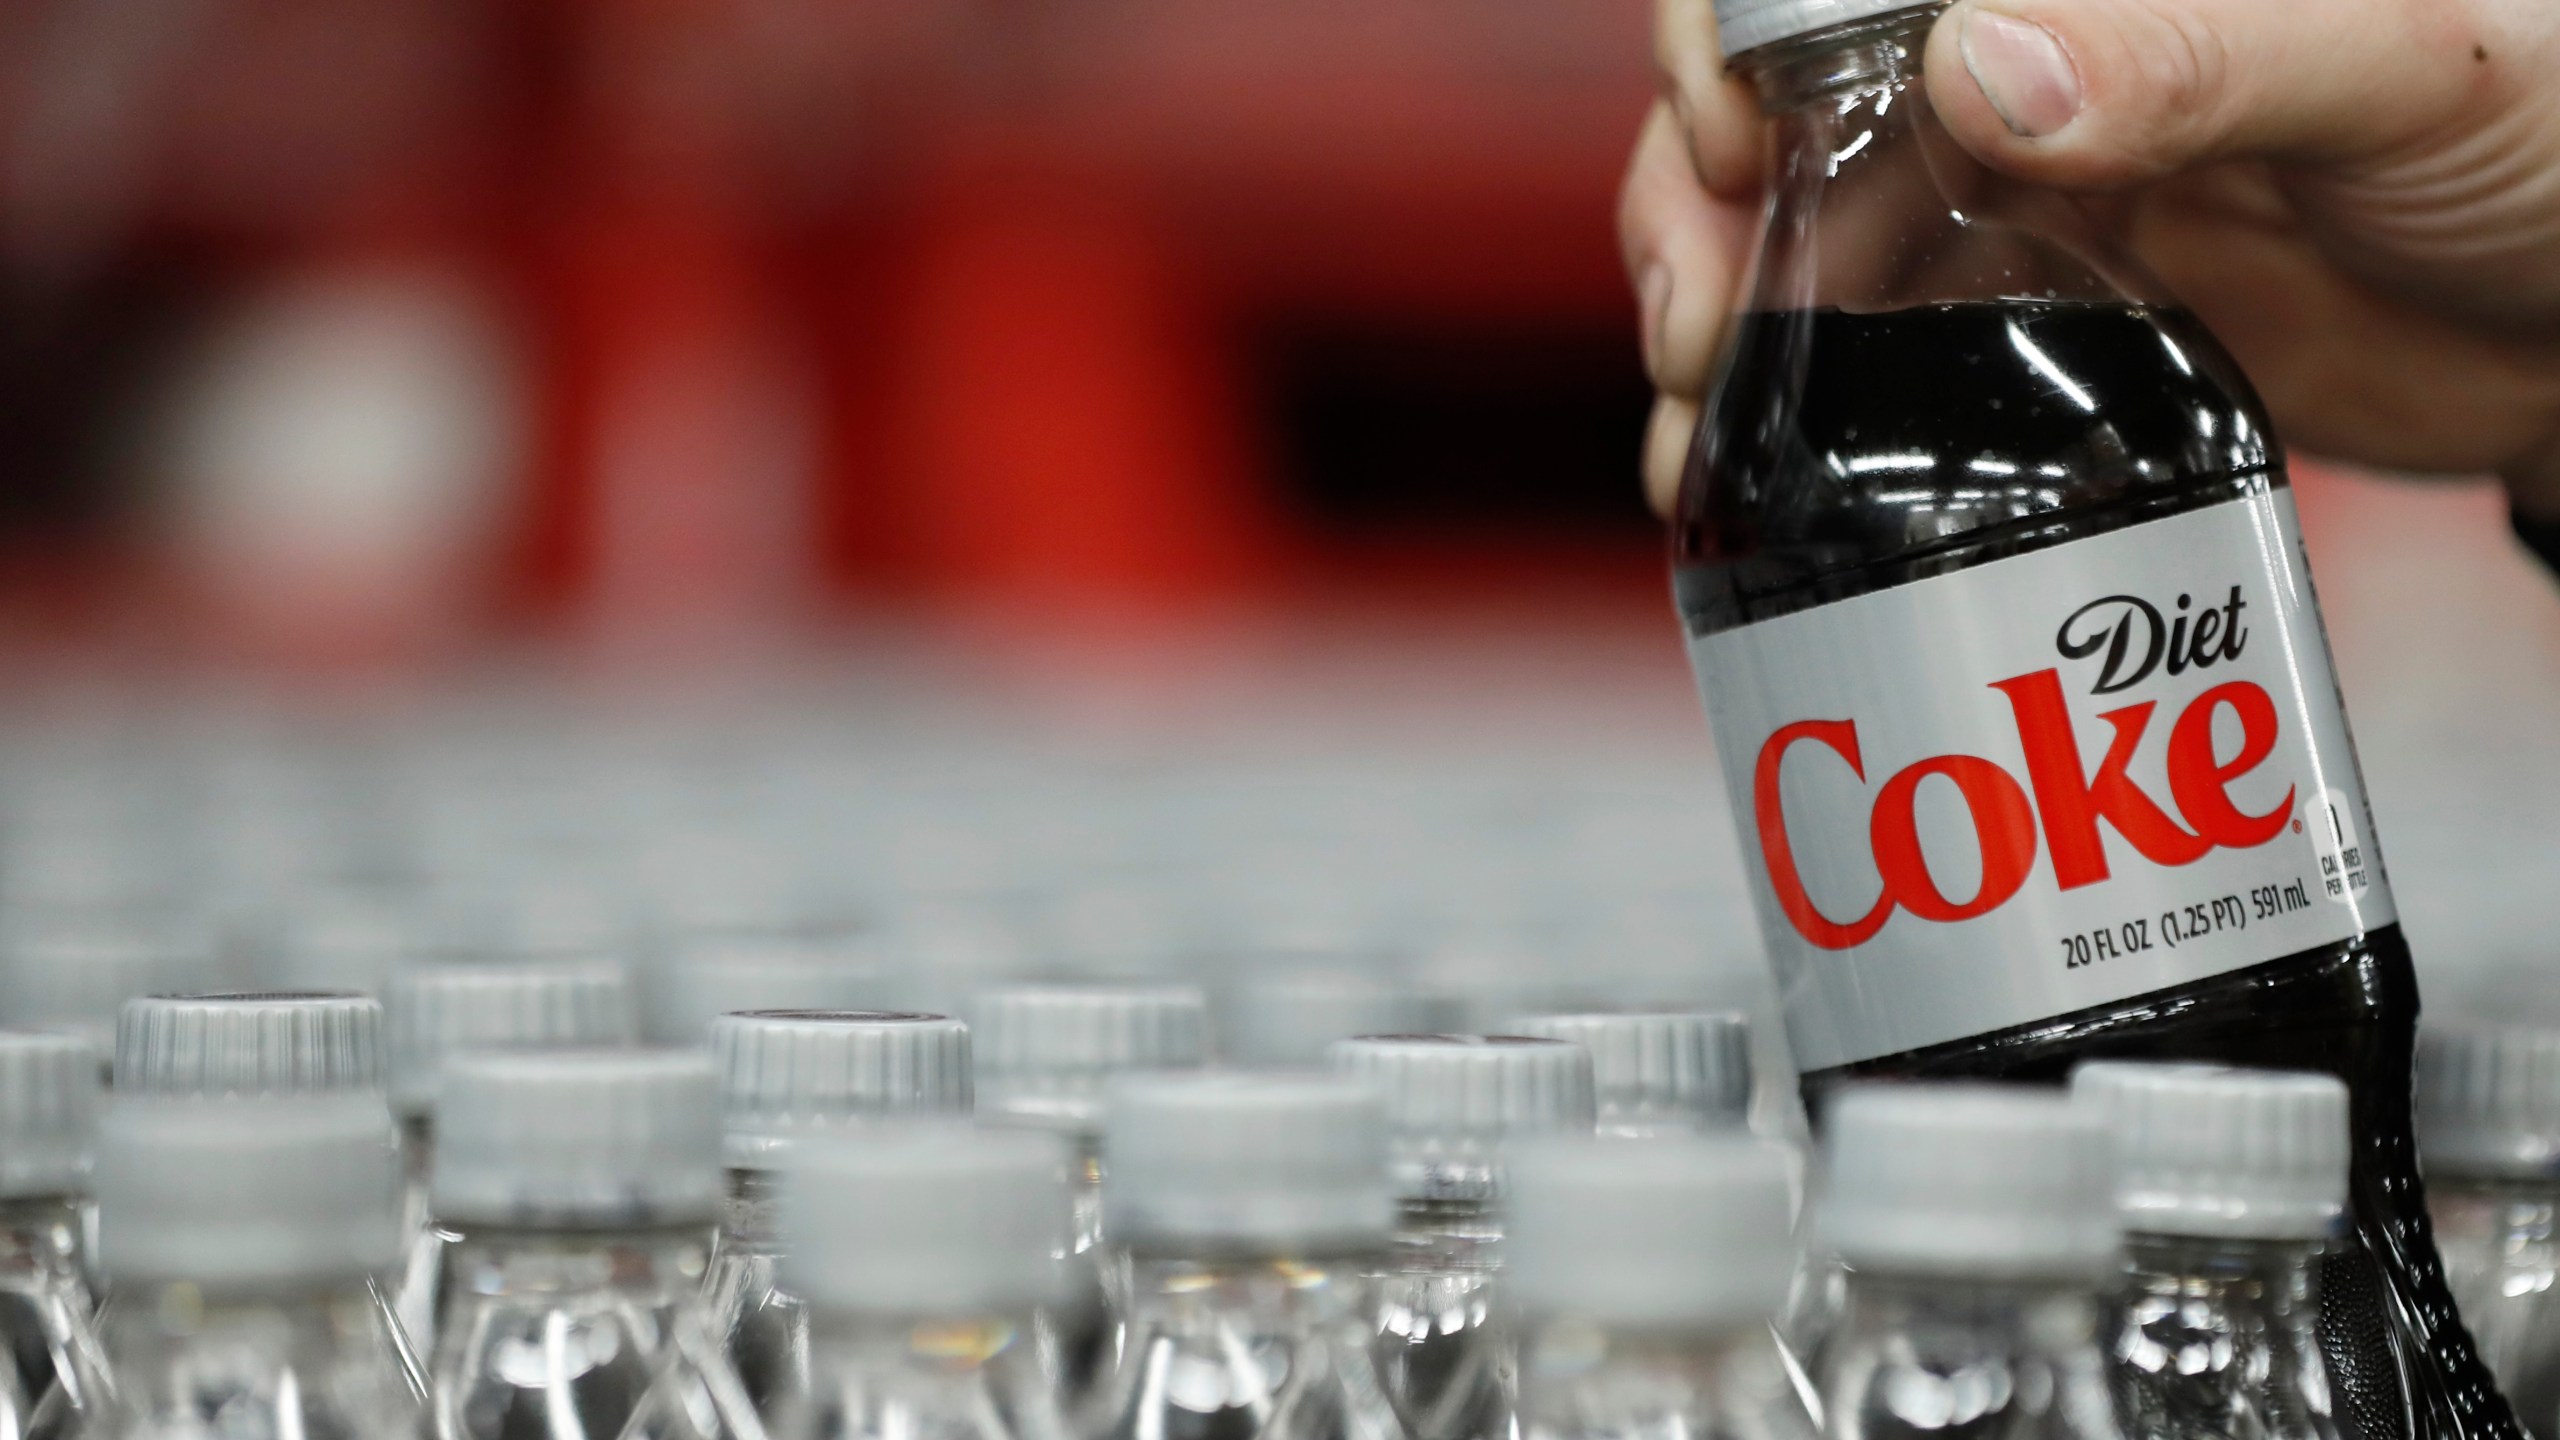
[1623,0,2560,517]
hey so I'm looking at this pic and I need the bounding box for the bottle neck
[1831,1269,2106,1362]
[723,1166,782,1247]
[2119,1231,2327,1306]
[439,1219,716,1299]
[1516,1315,1797,1437]
[1122,1248,1376,1327]
[807,1305,1039,1378]
[1735,7,1938,112]
[1392,1197,1503,1273]
[2112,1232,2335,1435]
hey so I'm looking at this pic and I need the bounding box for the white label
[1687,492,2393,1072]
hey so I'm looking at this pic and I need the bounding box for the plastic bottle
[1087,1071,1400,1440]
[0,1032,106,1440]
[1813,1084,2122,1440]
[425,1047,762,1440]
[384,958,637,1345]
[89,1093,421,1440]
[1671,1,2484,1433]
[113,989,385,1095]
[1508,1011,1752,1138]
[2072,1062,2352,1440]
[2418,1024,2560,1439]
[769,1124,1071,1440]
[1506,1134,1814,1440]
[1328,1034,1597,1440]
[706,1009,974,1419]
[973,982,1207,1406]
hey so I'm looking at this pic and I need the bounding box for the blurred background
[0,0,2552,1083]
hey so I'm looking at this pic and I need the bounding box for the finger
[1654,0,1769,196]
[1643,393,1701,519]
[1921,0,2521,188]
[1620,102,1756,396]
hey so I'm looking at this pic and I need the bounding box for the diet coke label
[1688,491,2393,1072]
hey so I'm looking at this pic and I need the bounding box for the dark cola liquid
[1675,300,2516,1440]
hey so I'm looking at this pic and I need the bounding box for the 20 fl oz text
[2061,877,2314,969]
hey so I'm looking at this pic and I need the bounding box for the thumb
[1921,0,2511,187]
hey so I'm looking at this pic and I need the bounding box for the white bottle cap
[643,932,900,1043]
[93,1093,402,1287]
[1102,1071,1393,1251]
[1714,0,1934,59]
[1507,1133,1798,1326]
[1327,1034,1598,1203]
[974,983,1207,1134]
[710,1009,973,1165]
[1818,1083,2119,1279]
[2070,1062,2348,1240]
[432,1047,722,1227]
[1223,967,1454,1066]
[0,1031,101,1197]
[115,991,384,1097]
[386,959,636,1117]
[2418,1022,2560,1180]
[781,1123,1070,1317]
[0,909,224,1054]
[1508,1011,1752,1135]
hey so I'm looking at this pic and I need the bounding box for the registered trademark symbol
[2291,819,2302,833]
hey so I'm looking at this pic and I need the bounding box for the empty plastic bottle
[0,1032,106,1440]
[768,1124,1071,1440]
[1814,1084,2123,1440]
[1328,1034,1597,1440]
[1507,1134,1815,1440]
[114,989,386,1096]
[2419,1023,2560,1440]
[1087,1071,1400,1440]
[2072,1062,2351,1440]
[1508,1011,1753,1138]
[706,1009,974,1420]
[386,959,637,1346]
[973,983,1207,1407]
[425,1047,763,1440]
[90,1093,422,1440]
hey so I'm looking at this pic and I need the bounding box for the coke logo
[1751,583,2293,951]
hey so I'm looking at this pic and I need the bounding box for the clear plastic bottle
[2418,1023,2560,1440]
[972,983,1207,1407]
[0,1031,106,1440]
[1813,1084,2123,1440]
[2072,1062,2351,1440]
[1086,1071,1400,1440]
[706,1009,974,1420]
[424,1047,764,1440]
[768,1124,1071,1440]
[1507,1012,1753,1138]
[1327,1034,1597,1440]
[384,959,638,1347]
[89,1092,423,1440]
[1506,1133,1815,1440]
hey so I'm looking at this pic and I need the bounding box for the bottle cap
[0,909,223,1053]
[1507,1134,1798,1326]
[386,959,636,1116]
[781,1123,1070,1317]
[93,1093,402,1287]
[974,984,1207,1134]
[1327,1034,1597,1203]
[1509,1010,1752,1135]
[115,991,384,1097]
[1103,1071,1393,1251]
[1818,1083,2118,1279]
[1713,0,1935,59]
[2070,1061,2348,1240]
[433,1047,723,1227]
[2417,1022,2560,1179]
[643,932,900,1043]
[1223,967,1454,1066]
[710,1009,973,1165]
[0,1031,100,1197]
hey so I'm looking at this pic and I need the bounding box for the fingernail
[1638,263,1673,381]
[1959,8,2082,138]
